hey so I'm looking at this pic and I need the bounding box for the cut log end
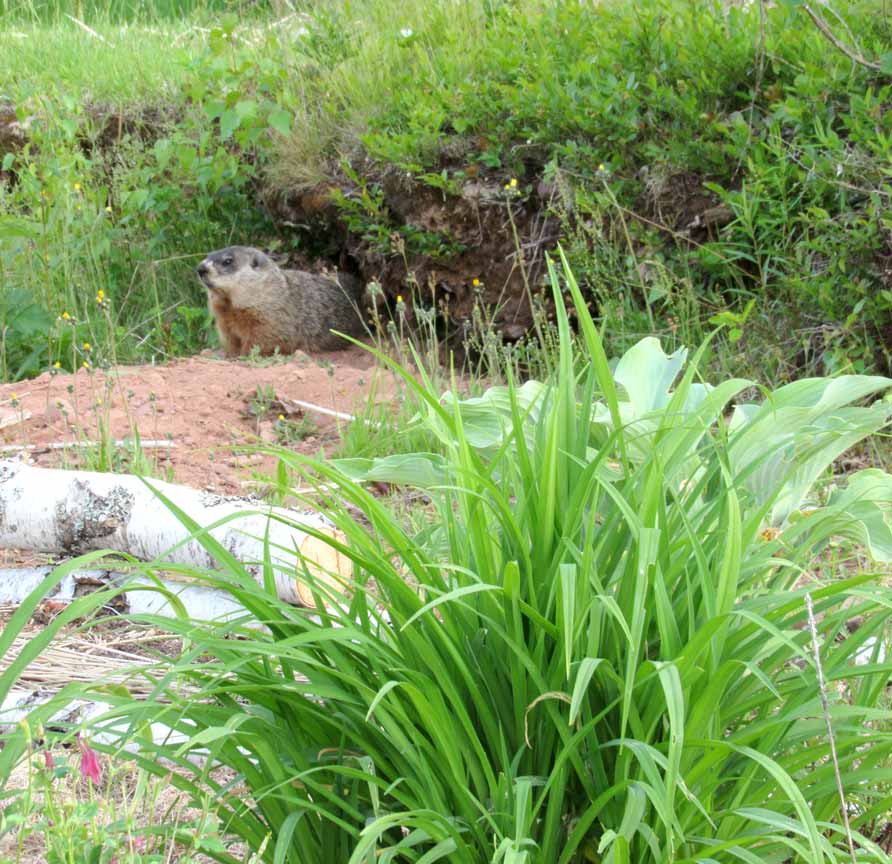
[296,529,353,606]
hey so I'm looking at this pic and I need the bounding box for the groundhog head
[197,246,285,302]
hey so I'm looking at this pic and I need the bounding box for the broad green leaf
[332,452,447,487]
[269,108,293,135]
[815,468,892,561]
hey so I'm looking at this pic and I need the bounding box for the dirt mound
[0,346,385,493]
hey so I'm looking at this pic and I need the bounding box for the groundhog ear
[251,253,262,268]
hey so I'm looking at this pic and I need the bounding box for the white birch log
[0,460,351,606]
[0,566,257,624]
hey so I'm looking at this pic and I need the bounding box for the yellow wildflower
[509,177,518,187]
[11,392,17,401]
[472,278,481,287]
[105,206,112,214]
[598,163,606,171]
[82,342,91,351]
[53,361,60,369]
[396,295,404,303]
[62,312,70,320]
[277,414,285,421]
[73,182,81,192]
[82,360,90,369]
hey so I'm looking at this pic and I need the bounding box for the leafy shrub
[0,66,277,376]
[4,256,892,861]
[269,0,892,375]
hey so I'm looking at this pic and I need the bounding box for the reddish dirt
[0,346,387,493]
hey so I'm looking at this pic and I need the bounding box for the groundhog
[197,246,365,357]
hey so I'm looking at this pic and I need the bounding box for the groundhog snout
[197,261,211,280]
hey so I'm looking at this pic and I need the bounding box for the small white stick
[282,396,379,428]
[285,397,355,423]
[0,439,175,454]
[0,410,31,429]
[804,592,858,864]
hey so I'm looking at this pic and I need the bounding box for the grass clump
[4,256,892,861]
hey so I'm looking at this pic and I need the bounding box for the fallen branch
[0,439,175,454]
[0,460,351,606]
[801,2,882,72]
[0,689,201,760]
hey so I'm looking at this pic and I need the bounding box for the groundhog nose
[197,262,210,277]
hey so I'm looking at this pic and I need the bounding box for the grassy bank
[1,0,891,385]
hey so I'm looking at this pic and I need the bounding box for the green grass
[3,258,892,861]
[0,0,257,23]
[0,23,206,102]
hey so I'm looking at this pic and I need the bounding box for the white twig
[0,410,31,429]
[0,439,175,454]
[804,592,858,864]
[284,397,355,423]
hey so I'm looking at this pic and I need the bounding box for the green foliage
[330,165,465,261]
[0,0,250,24]
[3,0,892,383]
[3,723,227,862]
[268,0,892,375]
[5,258,892,861]
[0,38,279,376]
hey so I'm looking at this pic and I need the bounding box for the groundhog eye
[222,256,233,267]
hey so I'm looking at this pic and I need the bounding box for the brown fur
[197,246,365,357]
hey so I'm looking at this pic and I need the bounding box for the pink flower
[42,749,54,770]
[77,735,101,784]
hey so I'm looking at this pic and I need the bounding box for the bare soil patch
[0,345,387,493]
